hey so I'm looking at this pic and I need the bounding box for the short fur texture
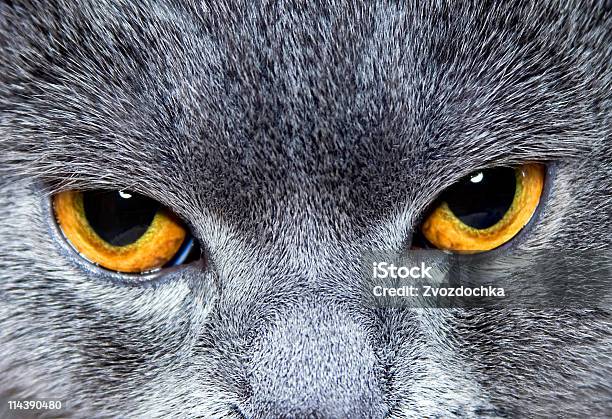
[0,1,610,418]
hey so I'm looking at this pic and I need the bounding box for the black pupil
[83,191,160,246]
[443,167,516,229]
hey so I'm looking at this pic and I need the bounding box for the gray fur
[0,0,611,418]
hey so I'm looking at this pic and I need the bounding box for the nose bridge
[243,299,387,418]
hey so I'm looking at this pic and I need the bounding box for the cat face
[0,1,610,417]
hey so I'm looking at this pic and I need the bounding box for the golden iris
[421,163,545,252]
[53,191,186,273]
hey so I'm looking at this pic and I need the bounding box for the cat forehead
[1,1,604,216]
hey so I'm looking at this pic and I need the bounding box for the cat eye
[419,163,545,253]
[53,190,200,273]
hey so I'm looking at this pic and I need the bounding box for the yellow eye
[53,190,192,273]
[420,163,545,253]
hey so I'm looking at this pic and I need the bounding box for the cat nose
[240,299,388,418]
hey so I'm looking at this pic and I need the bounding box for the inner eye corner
[51,189,201,275]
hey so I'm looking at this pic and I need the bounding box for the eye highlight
[53,190,199,273]
[420,163,545,253]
